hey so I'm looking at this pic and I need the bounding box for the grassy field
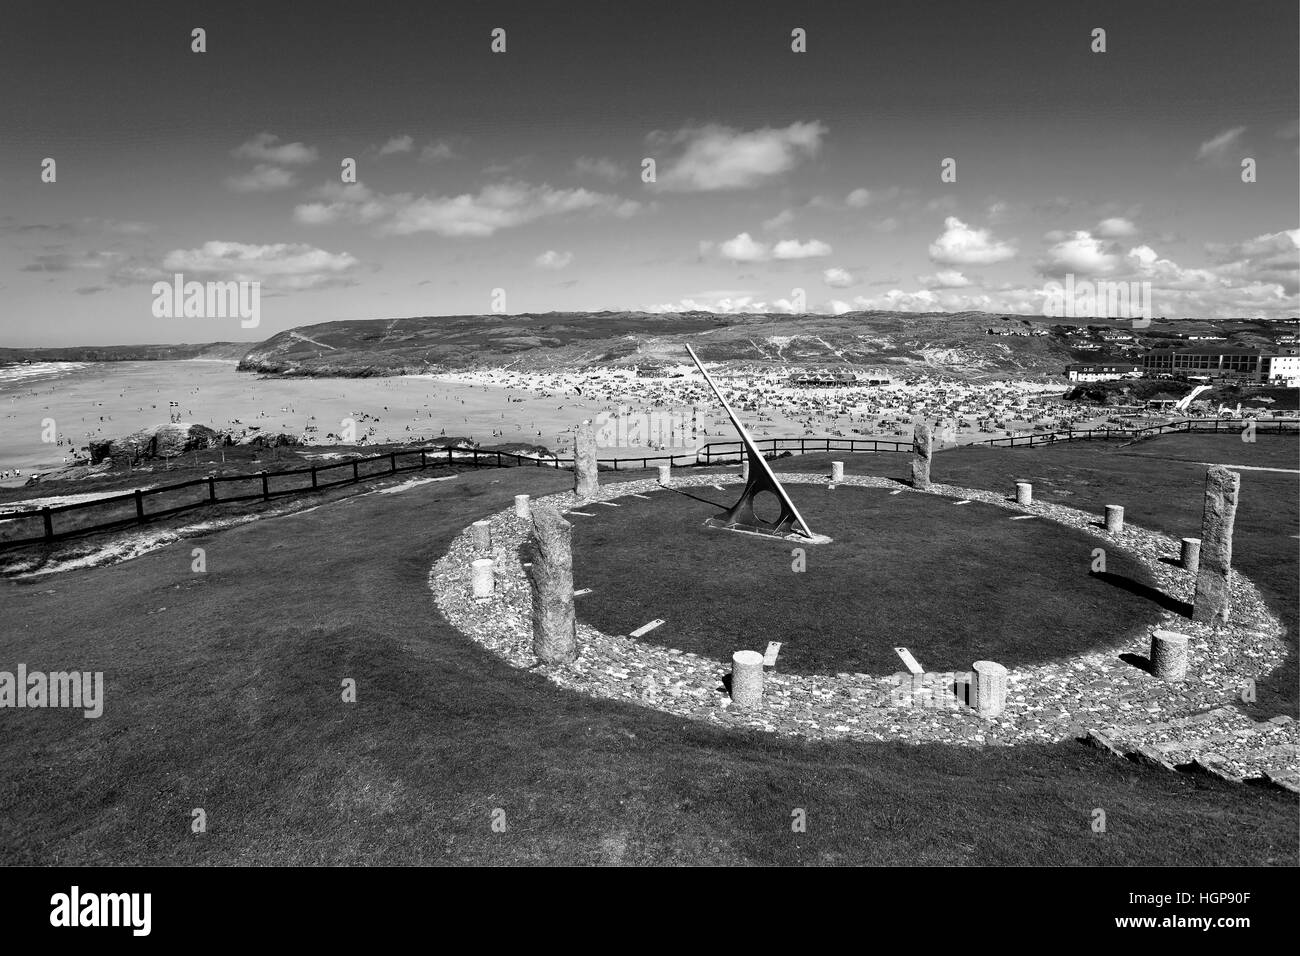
[0,434,1295,865]
[573,485,1163,675]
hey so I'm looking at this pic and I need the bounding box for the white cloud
[714,232,831,262]
[231,133,318,165]
[1038,231,1120,276]
[574,156,624,182]
[762,209,795,231]
[772,238,832,259]
[719,232,769,262]
[161,241,359,291]
[535,250,574,269]
[845,188,872,208]
[822,267,858,288]
[224,164,298,193]
[419,140,457,163]
[928,216,1016,265]
[1095,217,1137,238]
[917,270,972,288]
[1196,126,1246,161]
[650,121,826,191]
[378,135,414,156]
[645,295,802,314]
[295,180,640,237]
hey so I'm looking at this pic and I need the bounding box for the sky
[1,0,1297,347]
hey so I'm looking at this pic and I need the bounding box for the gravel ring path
[429,472,1289,747]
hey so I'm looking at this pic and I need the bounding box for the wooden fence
[1,417,1294,550]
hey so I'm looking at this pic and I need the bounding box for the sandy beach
[0,359,1116,483]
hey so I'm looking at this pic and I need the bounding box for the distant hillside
[0,342,246,363]
[236,311,1290,381]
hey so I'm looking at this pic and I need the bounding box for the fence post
[261,472,269,501]
[352,460,359,483]
[473,449,478,467]
[497,452,502,467]
[42,507,53,542]
[420,449,426,469]
[447,447,453,466]
[311,466,318,489]
[390,452,397,473]
[208,476,217,502]
[134,489,144,522]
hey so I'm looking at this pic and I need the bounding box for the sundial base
[703,517,833,545]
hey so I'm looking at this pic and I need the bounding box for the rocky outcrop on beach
[88,423,224,465]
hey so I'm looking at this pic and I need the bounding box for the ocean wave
[0,362,91,387]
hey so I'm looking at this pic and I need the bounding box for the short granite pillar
[529,505,577,663]
[911,422,933,490]
[831,461,845,482]
[514,494,530,520]
[1193,466,1240,624]
[731,650,764,709]
[740,457,750,480]
[1104,505,1124,533]
[471,558,495,599]
[1015,482,1032,506]
[657,463,672,486]
[1150,629,1189,682]
[574,419,599,499]
[1180,537,1201,573]
[471,519,492,550]
[972,660,1008,717]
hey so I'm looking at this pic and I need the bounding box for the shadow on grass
[1089,570,1193,617]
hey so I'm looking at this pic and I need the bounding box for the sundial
[685,344,830,544]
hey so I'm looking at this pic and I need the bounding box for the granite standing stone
[831,461,845,482]
[471,558,495,599]
[529,506,578,663]
[911,422,933,490]
[1015,482,1032,506]
[972,660,1008,717]
[731,650,765,709]
[1105,505,1124,533]
[1193,466,1240,624]
[472,519,492,550]
[1180,537,1201,573]
[574,420,599,499]
[658,463,672,485]
[1150,629,1189,681]
[740,457,749,480]
[514,494,531,521]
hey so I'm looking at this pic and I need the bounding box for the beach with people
[0,358,1113,484]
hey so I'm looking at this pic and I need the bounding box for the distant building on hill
[788,370,859,387]
[1142,346,1270,381]
[1065,363,1142,383]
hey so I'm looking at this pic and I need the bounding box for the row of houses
[1066,346,1300,386]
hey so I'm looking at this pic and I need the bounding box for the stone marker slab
[894,646,924,675]
[763,641,782,666]
[629,619,664,638]
[574,419,599,499]
[1193,466,1240,624]
[911,422,933,490]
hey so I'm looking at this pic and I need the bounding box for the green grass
[573,485,1163,675]
[0,434,1295,865]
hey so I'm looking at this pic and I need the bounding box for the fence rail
[1,418,1294,550]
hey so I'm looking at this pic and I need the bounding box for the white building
[1265,350,1300,387]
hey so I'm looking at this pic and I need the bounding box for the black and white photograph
[0,0,1296,929]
